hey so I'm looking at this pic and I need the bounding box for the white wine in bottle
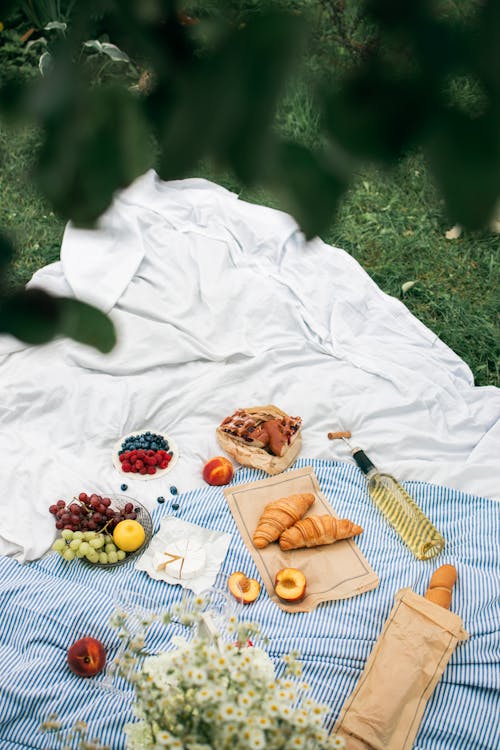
[348,442,445,560]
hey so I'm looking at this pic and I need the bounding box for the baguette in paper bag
[216,405,302,475]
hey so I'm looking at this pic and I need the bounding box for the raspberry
[119,453,126,462]
[135,460,144,469]
[130,466,138,473]
[147,466,156,475]
[137,450,146,459]
[122,462,131,472]
[139,467,148,475]
[147,449,155,457]
[159,461,168,469]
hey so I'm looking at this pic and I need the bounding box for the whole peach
[202,456,234,486]
[67,637,106,677]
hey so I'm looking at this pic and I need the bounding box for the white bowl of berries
[112,430,178,480]
[49,492,153,567]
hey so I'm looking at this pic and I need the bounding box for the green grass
[0,125,65,289]
[1,11,498,387]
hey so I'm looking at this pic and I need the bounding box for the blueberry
[157,496,165,504]
[170,485,178,495]
[171,502,179,511]
[120,483,128,491]
[151,442,158,450]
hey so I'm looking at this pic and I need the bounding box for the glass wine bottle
[348,442,445,560]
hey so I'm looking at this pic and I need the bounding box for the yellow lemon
[113,519,145,552]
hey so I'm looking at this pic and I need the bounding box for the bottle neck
[352,448,377,476]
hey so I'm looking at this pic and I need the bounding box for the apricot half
[228,571,261,604]
[275,567,307,603]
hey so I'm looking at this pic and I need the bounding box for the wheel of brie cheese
[155,538,207,581]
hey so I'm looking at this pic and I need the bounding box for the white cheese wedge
[156,538,207,581]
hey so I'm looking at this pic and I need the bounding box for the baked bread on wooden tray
[216,404,302,475]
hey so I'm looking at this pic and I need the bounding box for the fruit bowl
[52,495,153,569]
[112,430,179,480]
[89,495,153,568]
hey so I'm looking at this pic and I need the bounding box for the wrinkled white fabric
[1,170,499,561]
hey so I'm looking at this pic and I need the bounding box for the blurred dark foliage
[0,0,499,351]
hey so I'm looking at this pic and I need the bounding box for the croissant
[279,515,363,550]
[253,493,315,549]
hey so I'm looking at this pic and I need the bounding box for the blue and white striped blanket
[0,459,498,749]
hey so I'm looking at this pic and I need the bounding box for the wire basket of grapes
[50,492,153,567]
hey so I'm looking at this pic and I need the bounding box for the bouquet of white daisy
[110,594,345,750]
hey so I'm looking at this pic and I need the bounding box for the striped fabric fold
[0,458,498,749]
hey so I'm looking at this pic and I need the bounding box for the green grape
[63,549,75,561]
[116,550,126,561]
[52,539,66,552]
[86,550,99,563]
[107,551,118,563]
[104,535,113,544]
[73,531,84,540]
[83,531,94,541]
[79,542,90,555]
[98,552,109,564]
[69,539,81,551]
[105,543,117,554]
[89,536,104,549]
[61,529,74,540]
[75,549,85,558]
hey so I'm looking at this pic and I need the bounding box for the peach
[274,568,307,603]
[228,571,261,604]
[67,637,106,677]
[202,456,234,486]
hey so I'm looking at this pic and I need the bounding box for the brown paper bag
[224,465,379,612]
[335,588,468,750]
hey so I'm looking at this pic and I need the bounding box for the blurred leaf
[100,42,130,63]
[45,22,68,32]
[59,297,116,352]
[0,288,116,351]
[0,288,60,344]
[272,141,347,239]
[155,10,306,183]
[35,84,153,225]
[83,39,104,52]
[427,110,500,228]
[83,40,130,62]
[39,51,53,76]
[323,64,434,163]
[0,232,15,270]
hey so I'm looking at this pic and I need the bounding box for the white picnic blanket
[1,170,499,561]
